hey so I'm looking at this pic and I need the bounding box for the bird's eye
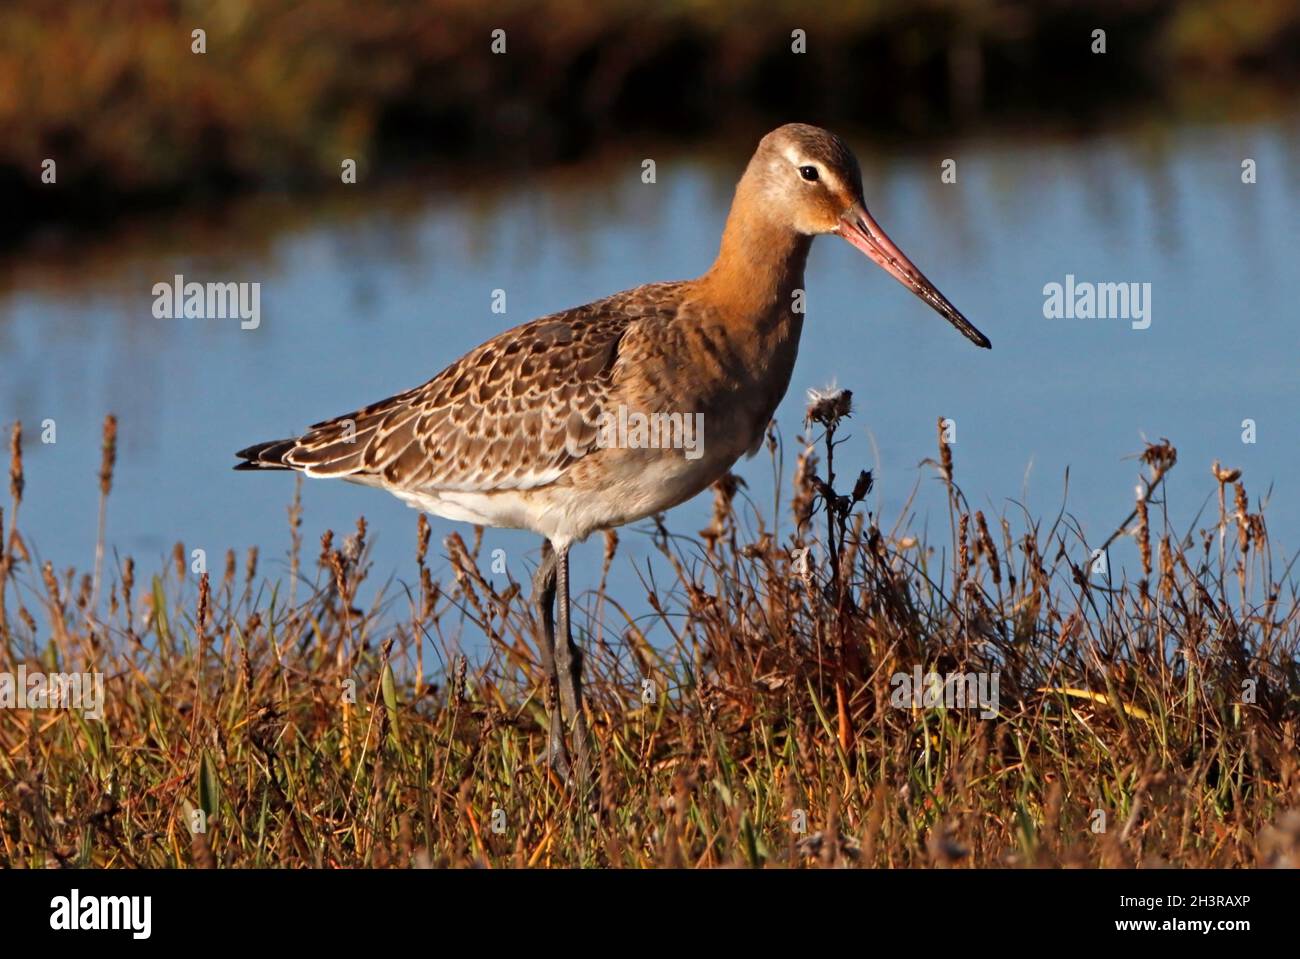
[799,165,819,182]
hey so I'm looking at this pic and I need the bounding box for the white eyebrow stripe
[782,150,841,190]
[782,146,816,168]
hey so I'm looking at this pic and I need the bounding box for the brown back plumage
[234,282,690,492]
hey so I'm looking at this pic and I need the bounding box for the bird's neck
[698,185,812,330]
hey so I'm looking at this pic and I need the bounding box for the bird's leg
[531,542,570,778]
[553,545,593,787]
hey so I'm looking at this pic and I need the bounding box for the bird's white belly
[380,426,752,549]
[388,486,541,532]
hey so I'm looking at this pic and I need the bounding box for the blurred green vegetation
[3,0,1299,232]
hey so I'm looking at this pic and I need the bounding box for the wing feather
[236,282,689,490]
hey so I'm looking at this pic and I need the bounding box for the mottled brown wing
[241,282,688,492]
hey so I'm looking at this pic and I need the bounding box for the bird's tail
[233,439,298,471]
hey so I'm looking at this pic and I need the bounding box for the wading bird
[235,123,990,785]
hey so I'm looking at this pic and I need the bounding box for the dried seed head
[197,572,210,638]
[805,385,852,427]
[1140,439,1177,476]
[851,469,873,503]
[420,566,437,621]
[98,414,118,497]
[344,516,367,564]
[957,513,970,583]
[8,421,23,506]
[328,547,348,601]
[704,472,743,544]
[454,655,468,705]
[792,445,819,532]
[1135,485,1151,577]
[1212,460,1241,485]
[416,514,431,566]
[937,418,953,480]
[42,560,60,606]
[974,511,1001,586]
[1234,482,1250,552]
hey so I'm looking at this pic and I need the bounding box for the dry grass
[1,404,1298,868]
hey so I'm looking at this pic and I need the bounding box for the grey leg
[552,545,593,787]
[531,542,569,777]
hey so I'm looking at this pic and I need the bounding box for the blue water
[3,113,1298,659]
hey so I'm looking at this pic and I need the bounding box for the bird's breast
[618,306,804,467]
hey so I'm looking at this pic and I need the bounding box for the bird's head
[748,123,990,349]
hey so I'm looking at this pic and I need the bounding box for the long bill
[837,203,991,349]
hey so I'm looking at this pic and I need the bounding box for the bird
[235,122,990,786]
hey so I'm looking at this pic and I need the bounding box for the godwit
[235,123,990,784]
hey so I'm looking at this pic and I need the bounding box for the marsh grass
[1,405,1298,868]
